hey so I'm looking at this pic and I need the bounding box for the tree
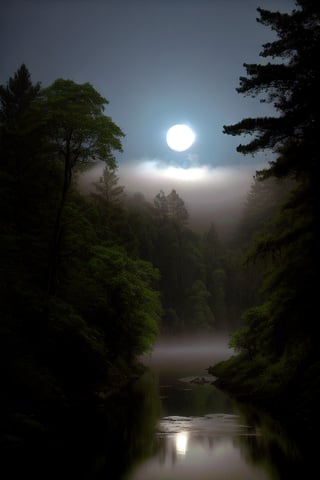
[0,63,42,185]
[202,223,222,271]
[210,269,226,328]
[0,63,41,127]
[92,166,125,205]
[212,1,320,409]
[89,166,126,239]
[234,176,294,249]
[0,65,56,289]
[154,189,188,225]
[154,190,168,220]
[223,2,319,183]
[39,79,125,292]
[166,189,188,225]
[201,224,228,328]
[186,280,215,331]
[0,68,165,457]
[76,244,161,361]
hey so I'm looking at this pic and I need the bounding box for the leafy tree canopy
[39,78,125,172]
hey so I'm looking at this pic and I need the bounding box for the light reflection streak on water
[129,338,272,480]
[175,431,188,455]
[131,433,271,480]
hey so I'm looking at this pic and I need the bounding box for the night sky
[1,0,294,234]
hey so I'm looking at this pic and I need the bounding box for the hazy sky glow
[120,160,262,233]
[1,0,294,234]
[82,158,262,235]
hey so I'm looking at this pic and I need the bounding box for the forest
[0,0,319,469]
[210,0,319,428]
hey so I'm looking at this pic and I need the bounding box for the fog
[79,158,264,237]
[143,334,234,370]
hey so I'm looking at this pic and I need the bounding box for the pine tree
[212,1,320,412]
[223,2,320,183]
[0,63,40,125]
[154,189,188,225]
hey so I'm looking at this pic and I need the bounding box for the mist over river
[143,334,233,370]
[121,335,311,480]
[9,335,314,479]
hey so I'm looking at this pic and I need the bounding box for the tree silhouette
[212,1,320,414]
[39,79,125,293]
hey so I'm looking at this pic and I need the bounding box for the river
[7,336,314,479]
[119,335,311,480]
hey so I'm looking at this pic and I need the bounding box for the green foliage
[235,176,294,250]
[0,63,41,126]
[86,245,161,359]
[154,220,207,332]
[124,190,214,333]
[34,78,125,294]
[0,66,163,452]
[229,303,271,358]
[40,79,124,169]
[44,298,109,388]
[154,189,188,225]
[213,1,319,415]
[186,280,215,331]
[210,269,226,324]
[91,166,125,205]
[223,2,319,182]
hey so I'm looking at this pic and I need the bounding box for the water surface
[127,336,276,480]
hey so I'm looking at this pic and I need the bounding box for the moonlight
[166,124,195,152]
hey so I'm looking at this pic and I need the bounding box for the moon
[166,124,195,152]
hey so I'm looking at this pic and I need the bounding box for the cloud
[120,158,262,235]
[118,158,258,203]
[78,157,263,237]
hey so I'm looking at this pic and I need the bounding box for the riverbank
[208,352,320,437]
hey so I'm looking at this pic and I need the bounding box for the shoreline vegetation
[207,0,320,443]
[206,349,319,480]
[1,1,319,476]
[208,353,319,435]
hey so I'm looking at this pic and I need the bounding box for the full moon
[166,124,195,152]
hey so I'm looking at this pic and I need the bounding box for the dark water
[6,337,314,479]
[121,336,311,480]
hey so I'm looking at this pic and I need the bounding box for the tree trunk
[47,146,72,295]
